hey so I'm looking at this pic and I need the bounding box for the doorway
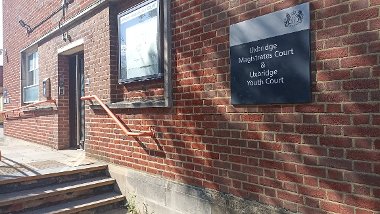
[69,53,85,149]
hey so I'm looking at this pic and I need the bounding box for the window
[118,0,164,83]
[23,51,39,103]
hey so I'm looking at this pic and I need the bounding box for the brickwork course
[2,0,380,213]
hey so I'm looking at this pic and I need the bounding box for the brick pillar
[57,55,70,149]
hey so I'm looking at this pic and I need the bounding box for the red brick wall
[0,66,3,87]
[3,0,112,148]
[4,0,380,213]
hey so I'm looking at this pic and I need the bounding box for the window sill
[89,98,166,109]
[22,106,56,113]
[23,100,39,105]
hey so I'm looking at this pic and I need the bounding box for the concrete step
[0,165,108,194]
[0,177,115,213]
[22,192,125,214]
[0,164,125,213]
[100,208,128,214]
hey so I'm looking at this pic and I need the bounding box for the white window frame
[22,48,39,103]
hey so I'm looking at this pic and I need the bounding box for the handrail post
[81,95,155,137]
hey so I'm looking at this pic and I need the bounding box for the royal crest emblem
[284,10,304,27]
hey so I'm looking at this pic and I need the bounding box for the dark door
[69,53,85,149]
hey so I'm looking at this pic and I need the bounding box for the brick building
[2,0,380,213]
[0,66,3,111]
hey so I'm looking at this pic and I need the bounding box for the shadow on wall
[88,0,380,213]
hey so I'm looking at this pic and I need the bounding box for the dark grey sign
[230,3,311,105]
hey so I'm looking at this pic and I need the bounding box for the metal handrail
[81,95,154,137]
[0,99,56,118]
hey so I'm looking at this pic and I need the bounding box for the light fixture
[19,19,33,34]
[18,20,26,27]
[18,0,74,35]
[62,32,72,42]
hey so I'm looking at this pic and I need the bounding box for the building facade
[0,66,3,111]
[3,0,380,213]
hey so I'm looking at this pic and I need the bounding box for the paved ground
[0,127,129,213]
[0,127,101,181]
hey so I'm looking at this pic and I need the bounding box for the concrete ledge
[89,99,166,109]
[21,106,56,113]
[107,164,294,214]
[57,39,84,55]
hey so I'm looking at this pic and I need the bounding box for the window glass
[27,70,35,86]
[23,50,39,103]
[118,0,162,83]
[26,52,38,86]
[28,54,34,71]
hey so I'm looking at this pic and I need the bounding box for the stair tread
[0,177,115,206]
[23,192,125,214]
[0,164,108,186]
